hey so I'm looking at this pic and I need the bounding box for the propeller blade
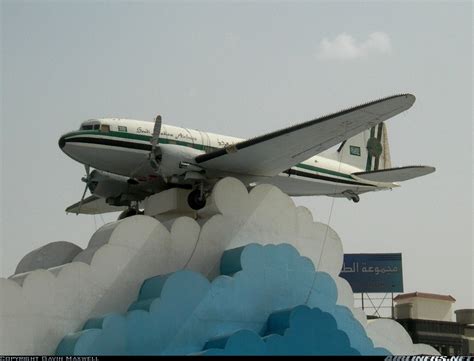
[76,182,88,215]
[76,164,91,215]
[149,115,162,171]
[132,114,163,177]
[150,115,162,150]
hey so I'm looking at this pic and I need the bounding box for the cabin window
[118,125,127,132]
[93,124,100,130]
[349,145,361,156]
[100,124,110,132]
[81,125,93,130]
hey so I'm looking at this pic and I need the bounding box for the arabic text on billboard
[339,253,403,293]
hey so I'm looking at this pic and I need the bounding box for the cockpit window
[80,122,100,131]
[100,124,110,132]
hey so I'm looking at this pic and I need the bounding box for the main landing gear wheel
[187,189,207,210]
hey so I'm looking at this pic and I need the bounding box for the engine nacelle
[158,144,205,179]
[88,170,161,206]
[88,170,131,199]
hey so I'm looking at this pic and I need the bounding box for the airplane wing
[195,94,415,177]
[65,195,127,215]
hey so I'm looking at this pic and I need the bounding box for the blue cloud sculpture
[202,305,389,355]
[56,243,389,355]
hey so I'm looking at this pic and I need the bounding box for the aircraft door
[183,128,200,150]
[199,131,212,153]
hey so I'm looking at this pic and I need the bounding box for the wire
[305,122,347,304]
[316,149,343,269]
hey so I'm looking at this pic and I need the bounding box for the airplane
[58,93,435,219]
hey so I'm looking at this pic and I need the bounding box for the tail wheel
[187,189,206,210]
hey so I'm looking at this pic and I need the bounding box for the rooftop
[394,292,456,302]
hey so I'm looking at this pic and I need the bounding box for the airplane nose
[58,135,66,149]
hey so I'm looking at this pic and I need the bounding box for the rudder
[323,122,391,171]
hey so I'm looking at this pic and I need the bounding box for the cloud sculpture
[317,32,392,60]
[0,177,438,355]
[0,216,201,355]
[56,244,385,355]
[14,241,83,275]
[202,306,390,355]
[191,178,344,279]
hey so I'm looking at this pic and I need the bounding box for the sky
[1,1,472,312]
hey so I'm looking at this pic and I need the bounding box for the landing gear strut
[117,201,143,220]
[118,208,140,220]
[187,189,207,210]
[187,182,208,210]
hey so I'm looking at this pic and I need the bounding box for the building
[455,309,474,355]
[394,292,455,321]
[393,292,472,355]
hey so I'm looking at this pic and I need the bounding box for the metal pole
[391,292,394,319]
[362,293,364,310]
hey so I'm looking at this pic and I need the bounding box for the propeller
[149,115,162,171]
[76,164,91,215]
[129,115,163,179]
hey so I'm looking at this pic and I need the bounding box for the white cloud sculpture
[317,32,392,60]
[0,177,437,355]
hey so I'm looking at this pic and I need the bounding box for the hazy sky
[1,1,472,311]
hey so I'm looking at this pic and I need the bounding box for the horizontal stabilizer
[352,166,435,183]
[66,195,127,215]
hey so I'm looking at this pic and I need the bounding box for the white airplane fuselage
[59,118,389,200]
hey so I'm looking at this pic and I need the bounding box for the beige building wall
[395,294,454,321]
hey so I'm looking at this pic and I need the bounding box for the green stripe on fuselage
[294,163,353,180]
[67,130,355,180]
[68,130,151,142]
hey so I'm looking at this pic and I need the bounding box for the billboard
[339,253,403,293]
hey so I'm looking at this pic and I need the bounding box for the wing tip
[424,165,436,175]
[404,93,416,107]
[353,165,436,183]
[411,165,436,175]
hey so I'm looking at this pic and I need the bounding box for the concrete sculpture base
[143,188,197,221]
[0,177,438,355]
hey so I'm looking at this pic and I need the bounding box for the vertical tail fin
[324,122,392,171]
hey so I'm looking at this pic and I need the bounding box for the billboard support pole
[361,293,364,310]
[391,292,394,319]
